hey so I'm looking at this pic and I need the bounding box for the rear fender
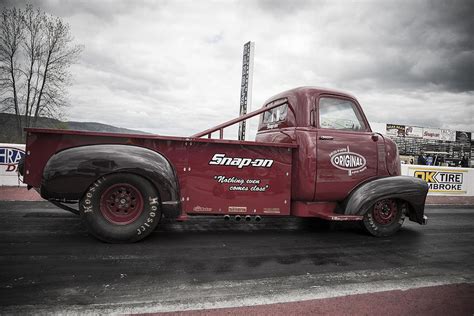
[343,176,429,224]
[41,144,181,218]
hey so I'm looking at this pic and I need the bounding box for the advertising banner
[404,126,423,138]
[386,124,405,137]
[407,166,467,195]
[440,129,456,142]
[0,143,25,186]
[456,131,472,143]
[423,128,441,140]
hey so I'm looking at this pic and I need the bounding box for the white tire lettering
[149,197,159,205]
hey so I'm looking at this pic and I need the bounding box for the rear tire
[79,173,161,243]
[362,199,405,237]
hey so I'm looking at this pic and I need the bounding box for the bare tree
[0,5,82,140]
[0,7,23,136]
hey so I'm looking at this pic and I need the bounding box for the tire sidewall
[363,199,405,237]
[80,173,161,243]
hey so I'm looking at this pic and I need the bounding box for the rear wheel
[79,173,161,243]
[362,199,405,237]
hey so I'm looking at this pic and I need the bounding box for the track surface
[0,202,473,314]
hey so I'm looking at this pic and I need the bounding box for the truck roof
[259,86,361,130]
[263,86,357,105]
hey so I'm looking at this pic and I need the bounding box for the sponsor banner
[408,166,467,194]
[423,128,441,140]
[404,126,423,138]
[0,143,26,186]
[440,129,456,142]
[456,131,472,143]
[386,124,405,137]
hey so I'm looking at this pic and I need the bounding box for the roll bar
[191,98,292,139]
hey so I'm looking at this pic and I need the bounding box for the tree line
[0,5,82,140]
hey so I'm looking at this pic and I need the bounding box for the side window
[319,97,366,131]
[262,104,288,124]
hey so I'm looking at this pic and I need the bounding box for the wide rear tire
[362,199,405,237]
[79,173,161,243]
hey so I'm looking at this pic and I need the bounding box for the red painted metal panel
[183,142,293,216]
[315,130,379,201]
[291,201,363,220]
[23,129,293,217]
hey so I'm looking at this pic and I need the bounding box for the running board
[291,201,363,221]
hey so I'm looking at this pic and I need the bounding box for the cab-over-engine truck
[19,87,428,243]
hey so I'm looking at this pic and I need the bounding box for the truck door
[314,95,378,201]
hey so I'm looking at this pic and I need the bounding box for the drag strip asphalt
[0,202,473,314]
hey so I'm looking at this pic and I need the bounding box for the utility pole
[238,41,255,141]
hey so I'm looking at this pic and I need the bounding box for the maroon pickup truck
[20,87,428,243]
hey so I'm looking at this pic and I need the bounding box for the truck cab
[256,87,400,202]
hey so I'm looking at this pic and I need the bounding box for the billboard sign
[456,131,472,143]
[386,124,405,137]
[0,143,26,186]
[440,129,456,142]
[405,126,423,138]
[409,166,467,194]
[423,128,441,140]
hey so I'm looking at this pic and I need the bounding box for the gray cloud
[2,0,472,136]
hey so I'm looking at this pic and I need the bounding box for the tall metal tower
[238,41,255,141]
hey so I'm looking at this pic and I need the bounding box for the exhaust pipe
[235,215,242,221]
[224,215,230,221]
[255,216,262,222]
[245,215,252,222]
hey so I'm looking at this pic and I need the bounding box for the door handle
[319,136,334,140]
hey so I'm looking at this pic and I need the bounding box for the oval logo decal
[330,146,367,176]
[0,147,25,165]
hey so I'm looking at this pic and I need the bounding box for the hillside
[0,113,148,143]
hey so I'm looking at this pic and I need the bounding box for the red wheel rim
[372,199,398,225]
[100,183,144,225]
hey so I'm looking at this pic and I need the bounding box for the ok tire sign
[80,173,161,243]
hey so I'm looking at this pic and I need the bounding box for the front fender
[41,144,180,217]
[343,176,428,224]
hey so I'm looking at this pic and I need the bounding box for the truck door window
[319,97,366,131]
[262,104,288,124]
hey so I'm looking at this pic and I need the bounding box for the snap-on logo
[209,153,273,169]
[330,146,367,176]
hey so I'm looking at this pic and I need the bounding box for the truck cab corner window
[262,103,288,126]
[319,97,366,131]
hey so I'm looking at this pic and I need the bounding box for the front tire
[79,173,161,243]
[362,199,405,237]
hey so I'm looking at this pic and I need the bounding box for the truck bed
[24,128,297,217]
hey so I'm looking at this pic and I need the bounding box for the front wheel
[362,199,405,237]
[79,173,161,243]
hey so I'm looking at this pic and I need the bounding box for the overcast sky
[5,0,474,137]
